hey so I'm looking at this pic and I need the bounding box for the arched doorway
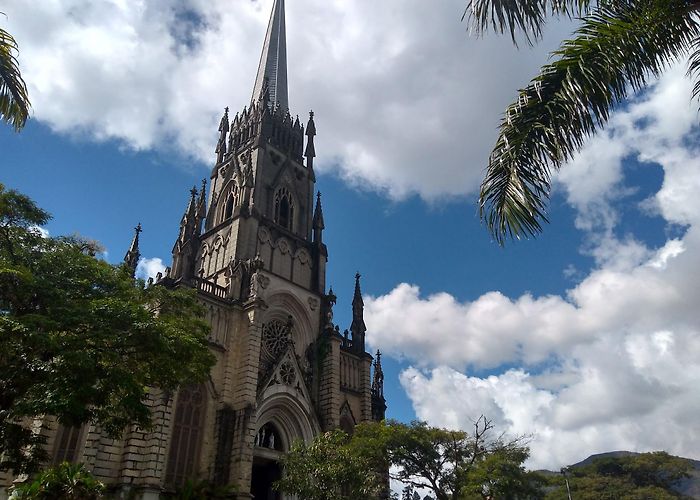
[252,375,321,499]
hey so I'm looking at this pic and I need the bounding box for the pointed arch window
[224,194,234,220]
[53,424,85,464]
[166,384,207,487]
[274,187,294,231]
[220,185,240,223]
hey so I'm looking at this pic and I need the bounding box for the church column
[361,355,373,422]
[228,303,264,499]
[318,331,342,430]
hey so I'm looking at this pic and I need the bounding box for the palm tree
[466,0,700,244]
[0,19,30,131]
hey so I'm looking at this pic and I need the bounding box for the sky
[2,0,700,471]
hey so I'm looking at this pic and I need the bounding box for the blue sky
[3,0,700,470]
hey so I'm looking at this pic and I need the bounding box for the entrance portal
[250,457,282,500]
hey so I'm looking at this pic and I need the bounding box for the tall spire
[252,0,288,110]
[124,223,142,278]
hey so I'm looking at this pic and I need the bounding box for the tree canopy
[465,0,700,244]
[0,184,215,473]
[276,418,545,500]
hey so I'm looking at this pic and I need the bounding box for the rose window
[261,320,290,361]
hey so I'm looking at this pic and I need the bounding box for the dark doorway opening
[250,457,282,500]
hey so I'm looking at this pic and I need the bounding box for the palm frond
[0,27,30,131]
[687,35,700,100]
[464,0,596,44]
[480,0,699,244]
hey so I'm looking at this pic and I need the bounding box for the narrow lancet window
[166,384,207,487]
[274,188,294,231]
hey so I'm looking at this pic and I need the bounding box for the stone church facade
[0,1,386,498]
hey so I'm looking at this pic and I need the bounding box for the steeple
[123,223,142,278]
[251,0,288,110]
[350,272,367,353]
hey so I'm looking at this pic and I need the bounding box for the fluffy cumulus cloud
[4,0,570,199]
[366,67,700,469]
[136,257,166,281]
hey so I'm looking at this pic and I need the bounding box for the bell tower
[159,1,385,497]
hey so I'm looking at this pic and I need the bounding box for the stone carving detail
[248,254,269,299]
[279,361,296,386]
[277,238,290,255]
[323,288,337,330]
[308,297,319,311]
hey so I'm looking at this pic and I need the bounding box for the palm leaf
[479,0,700,244]
[464,0,597,44]
[0,26,30,131]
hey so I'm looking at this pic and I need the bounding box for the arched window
[274,188,294,231]
[166,385,207,487]
[53,424,84,464]
[224,194,234,220]
[220,185,240,223]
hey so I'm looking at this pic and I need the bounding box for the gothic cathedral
[2,1,386,499]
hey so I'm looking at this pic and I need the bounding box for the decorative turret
[371,351,387,421]
[312,191,324,244]
[196,178,207,227]
[350,273,367,353]
[123,223,142,278]
[170,186,203,282]
[215,107,229,164]
[305,110,316,172]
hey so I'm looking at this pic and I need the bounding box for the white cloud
[366,68,700,469]
[28,225,50,238]
[4,0,570,200]
[136,257,166,281]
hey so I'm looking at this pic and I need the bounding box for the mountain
[542,451,700,499]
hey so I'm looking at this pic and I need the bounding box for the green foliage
[0,19,30,131]
[275,429,383,500]
[464,0,700,244]
[278,417,543,500]
[0,184,216,473]
[545,452,693,499]
[8,462,105,499]
[352,418,543,500]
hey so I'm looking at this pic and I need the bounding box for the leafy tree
[464,0,700,243]
[0,16,30,130]
[8,462,105,499]
[278,417,543,500]
[274,429,383,500]
[351,418,543,500]
[0,184,215,473]
[545,452,693,499]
